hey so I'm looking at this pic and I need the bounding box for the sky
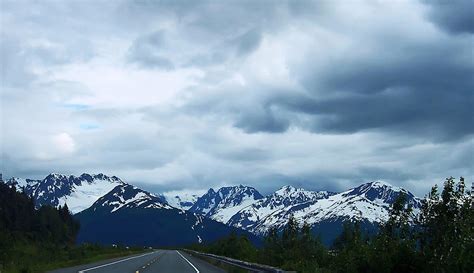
[1,0,473,197]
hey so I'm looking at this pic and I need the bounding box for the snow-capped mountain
[188,185,264,223]
[6,173,125,213]
[5,177,41,193]
[76,184,259,247]
[2,171,423,245]
[230,181,421,236]
[91,184,172,213]
[163,192,200,210]
[228,185,335,231]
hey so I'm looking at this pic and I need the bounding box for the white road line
[176,250,200,273]
[78,251,157,272]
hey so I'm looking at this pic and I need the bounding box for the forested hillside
[191,177,473,273]
[0,180,142,273]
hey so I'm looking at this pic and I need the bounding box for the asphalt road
[48,250,226,273]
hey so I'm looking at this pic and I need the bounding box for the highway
[48,250,226,273]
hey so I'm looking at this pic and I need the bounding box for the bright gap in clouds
[53,132,76,155]
[49,61,204,108]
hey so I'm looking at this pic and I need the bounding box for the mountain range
[6,173,123,213]
[75,183,256,246]
[2,172,421,246]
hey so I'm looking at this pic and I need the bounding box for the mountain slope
[162,192,199,210]
[230,181,421,240]
[188,185,264,223]
[227,185,335,231]
[91,184,171,213]
[6,173,125,213]
[75,184,259,246]
[5,177,41,194]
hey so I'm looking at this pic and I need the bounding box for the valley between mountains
[4,173,422,246]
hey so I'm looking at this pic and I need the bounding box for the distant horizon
[3,170,467,198]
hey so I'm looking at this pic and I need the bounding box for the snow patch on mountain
[5,177,41,193]
[189,185,264,224]
[5,173,125,214]
[231,181,421,235]
[228,185,335,231]
[163,191,201,210]
[57,177,125,213]
[93,184,172,213]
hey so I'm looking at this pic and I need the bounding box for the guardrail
[183,249,296,273]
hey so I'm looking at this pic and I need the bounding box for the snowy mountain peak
[189,185,264,224]
[47,172,67,178]
[6,177,40,188]
[216,185,263,200]
[368,180,394,187]
[269,185,335,206]
[4,177,41,194]
[163,192,200,210]
[228,185,336,231]
[40,172,123,189]
[275,185,298,194]
[357,181,401,192]
[91,184,172,213]
[274,185,330,197]
[229,181,422,237]
[15,173,126,214]
[343,181,414,205]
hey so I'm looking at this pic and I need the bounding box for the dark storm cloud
[300,40,473,140]
[273,86,473,140]
[229,26,474,141]
[424,0,474,34]
[156,1,472,142]
[312,44,473,96]
[233,104,290,133]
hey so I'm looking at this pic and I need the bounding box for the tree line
[0,180,80,272]
[191,177,473,273]
[0,180,143,273]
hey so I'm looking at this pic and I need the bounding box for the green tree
[418,177,473,273]
[261,226,283,266]
[296,222,329,272]
[262,217,329,273]
[368,193,422,273]
[331,221,370,273]
[0,181,81,272]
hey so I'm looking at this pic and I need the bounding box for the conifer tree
[418,177,473,273]
[262,226,283,265]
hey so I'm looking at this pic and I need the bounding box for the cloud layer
[1,0,472,196]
